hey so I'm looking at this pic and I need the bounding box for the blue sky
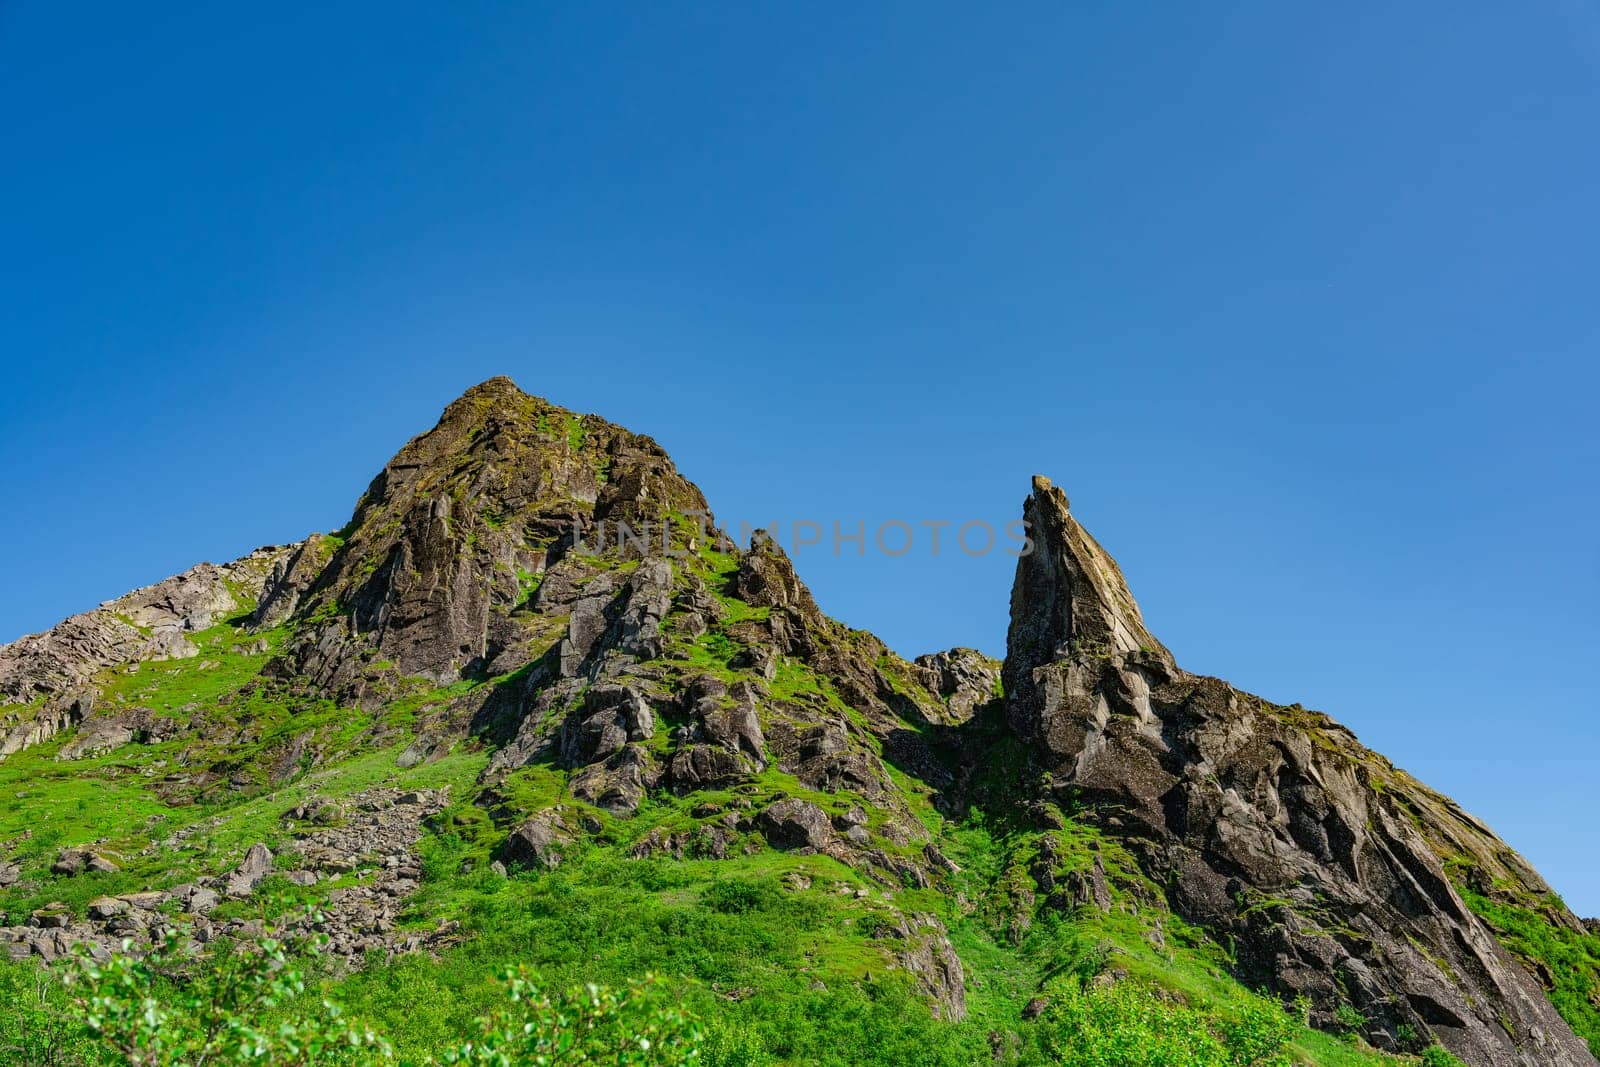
[2,4,1596,912]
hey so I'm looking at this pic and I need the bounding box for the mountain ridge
[1,377,1595,1066]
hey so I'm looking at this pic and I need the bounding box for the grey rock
[681,676,764,767]
[912,647,1002,725]
[50,848,119,876]
[86,897,127,920]
[560,685,656,767]
[499,813,567,870]
[668,744,753,791]
[252,535,334,629]
[733,532,824,625]
[877,912,967,1022]
[756,799,834,852]
[569,744,658,815]
[225,844,274,897]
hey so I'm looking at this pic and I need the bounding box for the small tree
[0,958,103,1066]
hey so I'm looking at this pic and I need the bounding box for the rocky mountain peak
[269,380,712,694]
[1001,475,1172,752]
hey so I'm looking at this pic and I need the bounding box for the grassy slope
[0,606,1460,1066]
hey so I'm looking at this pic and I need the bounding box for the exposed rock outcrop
[0,545,298,761]
[499,812,570,870]
[1002,475,1595,1066]
[912,647,1001,724]
[271,377,711,696]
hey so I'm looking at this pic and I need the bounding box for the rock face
[1002,475,1595,1066]
[912,648,1001,724]
[757,798,835,852]
[271,377,714,697]
[224,844,275,898]
[499,813,568,870]
[0,544,297,761]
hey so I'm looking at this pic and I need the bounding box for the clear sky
[2,4,1596,912]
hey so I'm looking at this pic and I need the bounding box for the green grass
[93,620,290,716]
[1457,881,1600,1057]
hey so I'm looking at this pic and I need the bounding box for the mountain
[1,377,1595,1066]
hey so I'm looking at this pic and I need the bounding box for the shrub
[1030,979,1296,1067]
[66,926,390,1066]
[0,957,105,1066]
[1334,1002,1368,1039]
[701,878,783,915]
[59,925,707,1067]
[439,971,704,1065]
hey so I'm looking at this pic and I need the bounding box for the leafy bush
[1334,1002,1368,1038]
[1028,979,1296,1067]
[701,878,783,915]
[439,971,703,1065]
[67,928,391,1066]
[0,957,106,1066]
[1217,994,1298,1065]
[56,926,706,1067]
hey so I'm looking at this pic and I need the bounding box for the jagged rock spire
[997,476,1596,1067]
[1006,475,1168,665]
[1001,475,1171,747]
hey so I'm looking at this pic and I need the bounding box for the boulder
[86,896,128,920]
[560,685,656,767]
[499,814,567,870]
[50,848,119,876]
[224,843,274,897]
[756,799,834,852]
[569,744,658,815]
[668,744,752,791]
[121,891,166,911]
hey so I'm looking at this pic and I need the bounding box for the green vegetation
[0,899,1442,1066]
[1456,878,1600,1057]
[0,551,1499,1067]
[1022,978,1296,1065]
[70,924,388,1066]
[0,925,704,1066]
